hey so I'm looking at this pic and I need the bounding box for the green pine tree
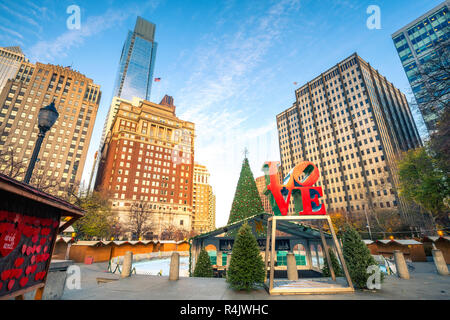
[342,224,383,289]
[227,223,265,291]
[227,157,264,225]
[321,248,343,277]
[193,248,214,278]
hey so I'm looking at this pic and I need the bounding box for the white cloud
[26,2,162,63]
[173,0,300,227]
[0,25,24,40]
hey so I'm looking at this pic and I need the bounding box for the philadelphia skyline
[0,0,442,228]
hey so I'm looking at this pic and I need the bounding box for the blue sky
[0,0,441,227]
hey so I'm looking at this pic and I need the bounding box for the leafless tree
[0,128,28,179]
[26,162,63,193]
[160,225,196,241]
[127,201,156,240]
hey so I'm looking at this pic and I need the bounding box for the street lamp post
[24,101,59,184]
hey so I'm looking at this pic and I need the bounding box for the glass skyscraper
[112,16,157,101]
[392,1,449,132]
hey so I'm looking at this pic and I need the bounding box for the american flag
[154,78,161,82]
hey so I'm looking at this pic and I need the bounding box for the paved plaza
[61,262,450,300]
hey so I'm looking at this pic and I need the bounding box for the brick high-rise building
[95,96,195,236]
[0,62,101,196]
[192,163,215,233]
[276,53,422,222]
[255,175,273,214]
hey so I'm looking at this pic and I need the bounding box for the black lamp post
[24,101,59,184]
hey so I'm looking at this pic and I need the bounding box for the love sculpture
[262,161,326,216]
[261,161,355,295]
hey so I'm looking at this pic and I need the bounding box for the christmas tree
[193,248,214,277]
[342,224,382,289]
[227,223,265,291]
[227,156,264,225]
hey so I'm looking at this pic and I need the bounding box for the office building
[192,163,216,233]
[276,53,421,222]
[255,175,273,214]
[0,62,101,196]
[112,16,157,102]
[95,96,195,236]
[0,46,27,95]
[392,1,449,131]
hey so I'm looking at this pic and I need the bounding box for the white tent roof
[377,239,422,245]
[425,236,450,242]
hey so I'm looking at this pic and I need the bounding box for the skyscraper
[392,1,449,131]
[255,175,273,214]
[192,163,216,233]
[94,17,158,192]
[277,53,421,223]
[94,96,195,236]
[0,46,27,95]
[112,16,157,101]
[0,62,101,196]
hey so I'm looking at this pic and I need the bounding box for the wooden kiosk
[0,174,83,300]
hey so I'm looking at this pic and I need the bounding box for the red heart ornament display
[40,238,47,246]
[26,246,34,256]
[13,269,22,279]
[22,225,33,237]
[7,279,15,291]
[31,234,39,243]
[14,257,24,267]
[34,271,46,281]
[1,269,11,281]
[19,277,28,287]
[25,265,32,275]
[0,222,22,257]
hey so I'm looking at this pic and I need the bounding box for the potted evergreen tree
[193,248,214,278]
[227,223,265,291]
